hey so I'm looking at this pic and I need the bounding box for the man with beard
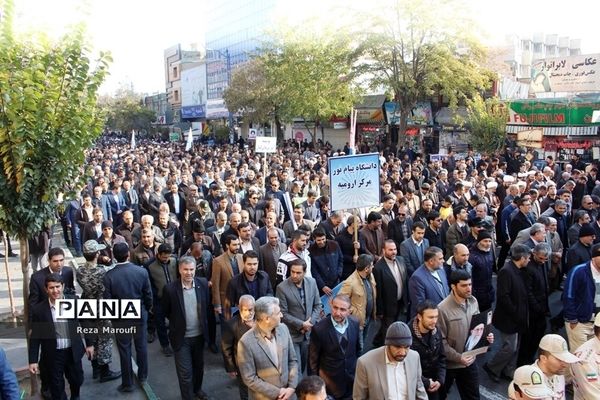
[339,254,377,352]
[227,250,273,307]
[277,258,322,375]
[414,199,434,226]
[309,228,343,296]
[425,212,443,253]
[443,244,472,286]
[373,240,408,348]
[408,247,449,318]
[518,243,551,366]
[438,270,493,399]
[277,229,312,286]
[467,231,495,313]
[388,205,414,253]
[445,206,469,258]
[353,321,428,399]
[410,300,446,400]
[156,211,182,255]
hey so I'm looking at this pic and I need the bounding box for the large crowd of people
[19,135,600,399]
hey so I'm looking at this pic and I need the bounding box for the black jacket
[29,267,75,310]
[162,277,210,352]
[410,318,446,389]
[308,316,360,399]
[468,245,496,312]
[566,241,592,273]
[492,261,529,334]
[226,271,273,307]
[334,229,366,281]
[221,313,252,373]
[524,259,550,318]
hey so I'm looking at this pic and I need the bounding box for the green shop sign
[508,96,600,126]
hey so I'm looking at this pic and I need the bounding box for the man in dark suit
[387,205,414,252]
[237,222,261,255]
[308,294,360,400]
[164,181,187,226]
[400,221,430,277]
[259,229,287,289]
[81,208,104,244]
[29,248,76,309]
[408,247,450,318]
[28,273,94,400]
[28,247,76,398]
[276,258,322,374]
[106,182,127,227]
[317,211,344,240]
[226,250,273,307]
[372,239,408,348]
[162,256,210,400]
[509,197,534,244]
[483,244,530,383]
[103,242,153,392]
[221,295,255,400]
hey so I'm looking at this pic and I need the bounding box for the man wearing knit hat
[353,321,427,399]
[532,334,580,400]
[565,223,595,273]
[571,314,600,399]
[508,365,555,399]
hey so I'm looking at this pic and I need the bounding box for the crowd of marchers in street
[13,134,600,400]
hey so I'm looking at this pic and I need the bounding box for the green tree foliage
[260,30,363,144]
[99,86,156,133]
[0,0,110,323]
[463,95,508,154]
[223,58,286,141]
[361,0,493,145]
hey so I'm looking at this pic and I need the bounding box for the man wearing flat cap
[353,321,427,399]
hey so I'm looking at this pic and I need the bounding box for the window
[173,66,178,79]
[174,90,179,102]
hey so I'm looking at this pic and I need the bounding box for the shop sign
[531,54,599,93]
[544,137,593,149]
[509,97,600,126]
[384,101,433,126]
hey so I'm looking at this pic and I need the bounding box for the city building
[204,0,277,120]
[164,44,202,125]
[502,33,581,83]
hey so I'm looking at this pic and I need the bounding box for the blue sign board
[181,105,206,119]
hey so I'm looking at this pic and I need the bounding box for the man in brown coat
[211,235,243,320]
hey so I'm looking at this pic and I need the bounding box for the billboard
[531,54,599,93]
[384,101,433,126]
[181,65,207,108]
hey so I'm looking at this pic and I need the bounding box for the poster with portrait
[462,309,493,357]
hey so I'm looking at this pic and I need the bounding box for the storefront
[506,95,600,163]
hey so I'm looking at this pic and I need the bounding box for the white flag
[185,127,193,151]
[130,130,136,150]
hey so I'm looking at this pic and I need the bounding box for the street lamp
[207,48,235,142]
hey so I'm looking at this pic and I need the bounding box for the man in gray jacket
[237,296,298,400]
[276,258,322,374]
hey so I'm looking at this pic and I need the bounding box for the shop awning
[506,125,599,136]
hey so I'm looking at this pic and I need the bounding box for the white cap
[539,334,580,363]
[462,180,473,188]
[503,175,515,183]
[486,181,498,189]
[510,365,554,399]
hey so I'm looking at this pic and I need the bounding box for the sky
[11,0,600,96]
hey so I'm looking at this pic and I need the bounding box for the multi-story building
[503,33,581,82]
[143,93,169,125]
[205,0,277,119]
[164,44,202,125]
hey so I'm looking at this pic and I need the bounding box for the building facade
[503,33,581,82]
